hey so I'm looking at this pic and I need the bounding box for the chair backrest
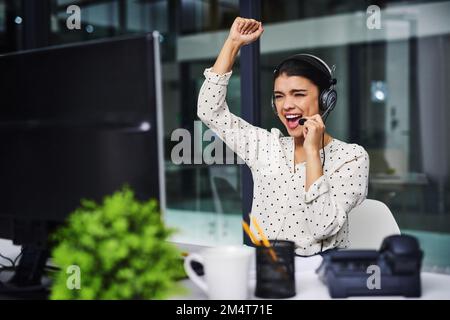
[209,165,240,214]
[347,199,401,250]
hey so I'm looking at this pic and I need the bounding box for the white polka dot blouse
[197,67,370,256]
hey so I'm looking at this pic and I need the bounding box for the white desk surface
[1,239,449,300]
[172,241,450,300]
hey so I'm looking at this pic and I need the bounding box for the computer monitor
[0,32,166,292]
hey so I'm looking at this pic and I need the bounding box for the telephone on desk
[316,235,423,298]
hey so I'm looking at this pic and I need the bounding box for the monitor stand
[0,246,50,299]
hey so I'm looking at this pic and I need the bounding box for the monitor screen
[0,34,163,245]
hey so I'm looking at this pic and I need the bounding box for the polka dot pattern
[198,68,370,256]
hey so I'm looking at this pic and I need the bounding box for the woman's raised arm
[196,17,268,169]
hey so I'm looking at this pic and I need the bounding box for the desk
[1,240,449,299]
[172,242,450,300]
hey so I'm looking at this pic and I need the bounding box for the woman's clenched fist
[228,17,264,47]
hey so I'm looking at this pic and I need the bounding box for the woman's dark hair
[273,58,330,97]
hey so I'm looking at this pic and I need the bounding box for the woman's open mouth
[285,114,302,130]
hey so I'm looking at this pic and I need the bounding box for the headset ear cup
[320,89,337,114]
[271,95,277,114]
[319,90,328,112]
[326,89,337,111]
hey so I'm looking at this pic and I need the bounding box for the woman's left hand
[302,114,326,154]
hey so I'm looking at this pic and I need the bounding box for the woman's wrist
[212,38,242,75]
[305,150,323,192]
[225,37,243,51]
[305,147,321,158]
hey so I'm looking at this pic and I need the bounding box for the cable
[0,263,54,295]
[272,215,287,247]
[273,112,330,249]
[321,108,331,169]
[12,248,24,267]
[0,248,54,295]
[0,253,14,267]
[44,265,60,272]
[321,131,326,168]
[318,112,332,253]
[270,107,332,252]
[0,248,24,270]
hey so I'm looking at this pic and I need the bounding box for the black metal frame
[22,0,50,50]
[239,0,261,246]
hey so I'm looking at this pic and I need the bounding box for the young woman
[197,17,369,256]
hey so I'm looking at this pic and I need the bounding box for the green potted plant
[50,186,185,299]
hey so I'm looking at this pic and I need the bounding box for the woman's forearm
[211,38,242,75]
[305,151,323,192]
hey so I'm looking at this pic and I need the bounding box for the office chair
[347,199,401,249]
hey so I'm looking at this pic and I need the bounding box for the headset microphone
[298,101,335,126]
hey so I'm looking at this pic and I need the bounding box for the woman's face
[273,73,320,138]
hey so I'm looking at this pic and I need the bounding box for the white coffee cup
[184,246,254,300]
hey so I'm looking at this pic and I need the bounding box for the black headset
[271,53,337,119]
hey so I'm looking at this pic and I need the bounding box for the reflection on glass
[180,0,239,35]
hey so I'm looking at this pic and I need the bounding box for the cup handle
[184,253,208,294]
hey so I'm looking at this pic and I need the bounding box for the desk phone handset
[316,234,423,298]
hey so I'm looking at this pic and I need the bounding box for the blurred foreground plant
[50,186,185,299]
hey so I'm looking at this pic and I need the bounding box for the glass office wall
[49,0,242,245]
[180,0,238,34]
[169,0,242,245]
[0,1,4,31]
[0,0,21,53]
[48,0,168,44]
